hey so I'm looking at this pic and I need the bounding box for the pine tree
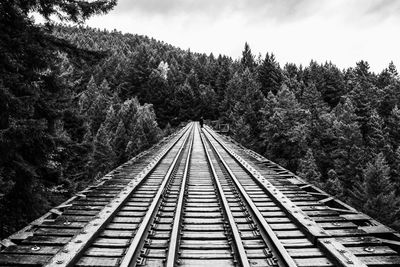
[257,53,283,95]
[297,149,321,186]
[379,83,400,117]
[112,120,128,164]
[87,92,110,135]
[103,105,119,134]
[172,82,197,121]
[387,106,400,147]
[223,69,266,148]
[365,109,385,156]
[215,56,232,102]
[391,147,400,193]
[323,169,344,197]
[299,83,329,116]
[99,79,111,95]
[79,77,98,113]
[378,61,399,89]
[240,42,255,71]
[330,98,365,197]
[232,117,252,146]
[303,61,345,108]
[121,45,152,99]
[352,153,400,227]
[90,124,115,178]
[262,85,310,171]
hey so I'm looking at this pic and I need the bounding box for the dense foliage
[53,25,400,229]
[2,5,400,236]
[0,1,163,237]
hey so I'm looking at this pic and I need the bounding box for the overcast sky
[85,0,400,73]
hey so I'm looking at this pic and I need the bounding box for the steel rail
[202,128,298,267]
[44,123,194,267]
[199,125,251,267]
[165,122,194,267]
[203,126,367,267]
[119,123,195,267]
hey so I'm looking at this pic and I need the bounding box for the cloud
[87,0,400,72]
[114,0,322,22]
[114,0,400,23]
[365,0,400,19]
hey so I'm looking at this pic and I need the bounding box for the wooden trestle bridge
[1,122,400,267]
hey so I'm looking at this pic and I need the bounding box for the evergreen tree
[262,85,310,171]
[90,124,115,178]
[391,147,400,193]
[87,91,110,134]
[240,42,255,71]
[378,61,398,89]
[223,70,266,148]
[120,45,153,99]
[299,83,329,116]
[99,79,111,95]
[112,120,128,164]
[103,105,119,134]
[79,76,98,113]
[215,56,232,102]
[323,169,344,197]
[386,106,400,147]
[330,98,365,197]
[352,153,400,227]
[257,53,283,95]
[364,109,385,156]
[297,149,321,186]
[379,83,400,118]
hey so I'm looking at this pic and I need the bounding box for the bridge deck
[1,122,400,267]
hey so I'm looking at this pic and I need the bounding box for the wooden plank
[40,221,86,229]
[318,238,368,267]
[318,222,358,229]
[280,238,314,248]
[334,236,384,246]
[3,245,60,255]
[360,255,400,266]
[100,230,134,238]
[359,225,394,235]
[377,238,400,250]
[325,229,367,237]
[92,238,130,247]
[287,248,324,258]
[22,236,71,246]
[294,257,334,267]
[340,214,372,221]
[34,228,78,236]
[274,230,306,238]
[84,247,125,257]
[76,256,120,267]
[0,254,51,266]
[349,246,397,256]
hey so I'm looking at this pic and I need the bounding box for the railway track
[1,122,400,266]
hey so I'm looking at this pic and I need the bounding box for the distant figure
[199,117,204,128]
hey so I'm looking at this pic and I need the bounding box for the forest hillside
[53,25,400,231]
[2,13,400,236]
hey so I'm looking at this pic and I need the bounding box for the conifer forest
[2,0,400,239]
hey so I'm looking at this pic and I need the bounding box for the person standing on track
[199,117,204,128]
